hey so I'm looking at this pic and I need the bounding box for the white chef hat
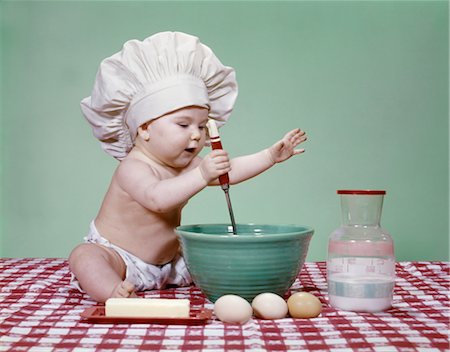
[81,31,238,160]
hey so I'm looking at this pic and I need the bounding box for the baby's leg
[69,243,136,302]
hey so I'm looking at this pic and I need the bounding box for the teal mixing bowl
[176,224,314,302]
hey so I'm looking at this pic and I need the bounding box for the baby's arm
[228,128,307,184]
[115,128,305,212]
[115,152,229,213]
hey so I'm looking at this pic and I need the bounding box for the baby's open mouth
[185,148,196,153]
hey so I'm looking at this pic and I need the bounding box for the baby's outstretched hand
[268,128,307,163]
[199,149,231,183]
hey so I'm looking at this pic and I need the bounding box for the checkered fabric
[0,259,448,351]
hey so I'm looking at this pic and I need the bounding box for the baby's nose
[191,129,201,140]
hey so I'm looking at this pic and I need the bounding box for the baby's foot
[111,280,137,298]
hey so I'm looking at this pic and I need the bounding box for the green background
[1,1,448,262]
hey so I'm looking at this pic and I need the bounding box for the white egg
[251,292,288,320]
[214,294,253,324]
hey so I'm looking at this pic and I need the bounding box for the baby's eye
[199,125,206,130]
[177,123,189,128]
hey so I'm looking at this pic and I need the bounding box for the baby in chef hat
[69,31,307,302]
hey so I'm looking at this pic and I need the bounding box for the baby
[69,32,307,302]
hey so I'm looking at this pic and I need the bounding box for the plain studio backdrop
[1,1,448,261]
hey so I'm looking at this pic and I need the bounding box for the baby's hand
[268,128,307,163]
[199,149,231,183]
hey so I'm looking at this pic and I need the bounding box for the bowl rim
[176,223,314,242]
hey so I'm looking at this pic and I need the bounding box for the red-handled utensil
[206,120,238,235]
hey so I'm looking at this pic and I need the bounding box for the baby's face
[142,106,209,168]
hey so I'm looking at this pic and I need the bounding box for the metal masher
[206,120,238,235]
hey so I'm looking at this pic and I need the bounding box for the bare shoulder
[115,158,160,185]
[117,157,156,173]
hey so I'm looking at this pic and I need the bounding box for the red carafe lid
[337,190,386,195]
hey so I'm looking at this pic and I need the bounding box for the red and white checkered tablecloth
[0,259,448,351]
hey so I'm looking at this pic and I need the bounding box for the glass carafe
[327,190,395,312]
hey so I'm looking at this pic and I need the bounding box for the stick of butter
[105,298,190,318]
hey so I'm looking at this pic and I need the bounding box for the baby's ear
[137,124,150,141]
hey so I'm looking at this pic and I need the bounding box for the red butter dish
[80,306,212,325]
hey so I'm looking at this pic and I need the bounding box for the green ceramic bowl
[176,224,314,302]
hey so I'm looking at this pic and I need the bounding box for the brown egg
[287,292,322,318]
